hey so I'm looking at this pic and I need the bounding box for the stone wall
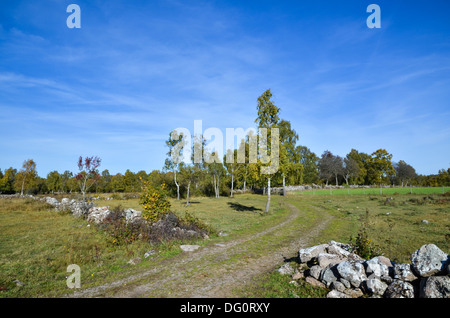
[277,240,450,298]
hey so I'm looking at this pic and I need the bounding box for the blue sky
[0,0,449,176]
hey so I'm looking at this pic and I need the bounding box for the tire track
[67,200,332,298]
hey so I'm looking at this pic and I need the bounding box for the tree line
[1,89,449,197]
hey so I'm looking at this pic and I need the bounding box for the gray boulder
[411,244,448,277]
[327,241,352,258]
[337,261,367,288]
[124,208,142,223]
[393,263,418,282]
[365,256,394,278]
[330,281,346,293]
[320,265,340,288]
[86,206,111,224]
[299,244,327,263]
[308,265,322,280]
[71,201,94,218]
[317,252,346,268]
[327,290,351,298]
[364,278,388,296]
[385,280,415,298]
[419,276,450,298]
[45,197,59,206]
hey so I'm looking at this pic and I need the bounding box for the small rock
[308,265,322,280]
[180,245,201,252]
[144,250,156,258]
[327,290,351,298]
[277,263,295,276]
[127,257,142,266]
[344,288,364,298]
[305,276,326,289]
[292,271,304,280]
[330,281,346,292]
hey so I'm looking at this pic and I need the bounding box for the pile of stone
[277,241,449,298]
[42,196,143,225]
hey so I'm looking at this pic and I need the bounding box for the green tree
[277,119,300,195]
[346,149,370,185]
[46,170,62,193]
[255,89,280,213]
[224,149,239,197]
[343,157,360,185]
[366,149,395,185]
[14,159,38,195]
[165,130,188,200]
[294,146,318,184]
[0,167,17,194]
[110,173,125,192]
[75,156,101,201]
[61,170,73,193]
[124,169,138,192]
[394,160,417,187]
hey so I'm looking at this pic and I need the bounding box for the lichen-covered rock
[365,256,395,278]
[308,265,322,280]
[393,263,418,282]
[320,265,340,288]
[411,244,448,277]
[419,276,450,298]
[86,206,111,224]
[299,244,327,263]
[337,261,367,288]
[385,280,415,298]
[327,290,351,298]
[364,278,388,296]
[317,252,345,268]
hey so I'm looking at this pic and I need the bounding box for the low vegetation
[1,189,448,298]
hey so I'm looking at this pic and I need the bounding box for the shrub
[349,208,383,259]
[99,205,139,245]
[178,211,216,236]
[139,180,171,223]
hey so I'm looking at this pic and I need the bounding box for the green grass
[1,190,448,298]
[288,192,450,262]
[239,266,328,298]
[0,194,285,297]
[293,186,450,196]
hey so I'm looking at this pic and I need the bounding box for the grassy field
[0,189,449,298]
[294,186,450,196]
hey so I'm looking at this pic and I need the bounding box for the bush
[139,180,171,223]
[349,208,383,259]
[99,205,142,245]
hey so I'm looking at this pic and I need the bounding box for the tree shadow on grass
[227,202,262,213]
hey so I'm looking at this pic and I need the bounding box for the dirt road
[68,200,332,298]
